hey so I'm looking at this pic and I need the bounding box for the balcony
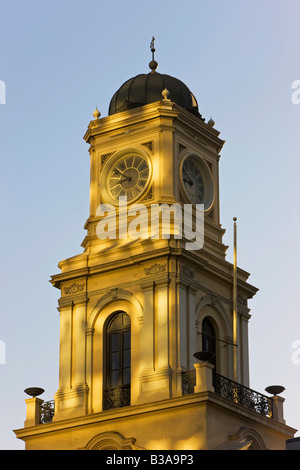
[182,362,285,424]
[23,364,285,426]
[213,373,273,418]
[183,370,272,418]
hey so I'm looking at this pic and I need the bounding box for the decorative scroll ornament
[110,288,119,299]
[144,263,167,275]
[141,141,153,153]
[101,152,115,165]
[63,282,85,295]
[179,263,195,278]
[141,185,153,201]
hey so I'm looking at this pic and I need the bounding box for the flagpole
[233,217,238,382]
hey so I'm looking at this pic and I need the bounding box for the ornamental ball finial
[149,36,158,72]
[207,117,215,127]
[162,88,170,101]
[93,107,100,119]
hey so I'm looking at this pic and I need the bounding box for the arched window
[104,312,131,410]
[202,317,216,367]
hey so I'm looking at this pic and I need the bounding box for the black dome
[108,71,203,119]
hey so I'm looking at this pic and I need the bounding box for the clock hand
[113,168,131,181]
[183,168,193,185]
[183,177,193,186]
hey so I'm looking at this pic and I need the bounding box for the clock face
[182,157,204,206]
[101,151,151,204]
[180,155,214,210]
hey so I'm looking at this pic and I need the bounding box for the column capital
[86,327,95,336]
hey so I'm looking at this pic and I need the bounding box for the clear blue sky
[0,0,299,449]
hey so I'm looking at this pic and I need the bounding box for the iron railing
[39,385,131,422]
[103,385,130,410]
[181,370,273,418]
[40,400,55,424]
[213,373,273,418]
[182,370,196,395]
[39,373,272,422]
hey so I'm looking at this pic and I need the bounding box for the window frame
[103,311,131,410]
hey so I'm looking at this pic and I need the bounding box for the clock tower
[14,41,296,450]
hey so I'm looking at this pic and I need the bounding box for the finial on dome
[207,116,215,127]
[162,88,170,101]
[149,36,158,73]
[93,107,100,119]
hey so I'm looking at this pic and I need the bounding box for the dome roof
[108,71,203,119]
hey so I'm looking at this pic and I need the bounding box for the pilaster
[138,276,173,403]
[53,293,89,421]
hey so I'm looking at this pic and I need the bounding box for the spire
[149,36,158,73]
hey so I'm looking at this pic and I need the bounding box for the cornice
[83,101,224,154]
[174,109,225,154]
[50,241,257,304]
[83,101,180,144]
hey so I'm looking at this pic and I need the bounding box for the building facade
[14,46,296,450]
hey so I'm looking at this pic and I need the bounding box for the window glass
[106,312,131,389]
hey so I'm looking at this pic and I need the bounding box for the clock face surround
[100,150,152,204]
[180,154,214,210]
